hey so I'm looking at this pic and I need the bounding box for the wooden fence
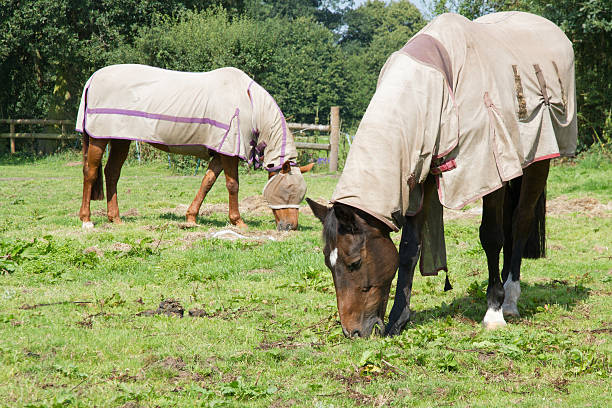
[0,106,341,171]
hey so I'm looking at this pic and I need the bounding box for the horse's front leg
[480,188,507,329]
[105,139,131,223]
[502,159,550,318]
[79,137,107,228]
[220,155,247,229]
[385,212,423,336]
[186,155,223,224]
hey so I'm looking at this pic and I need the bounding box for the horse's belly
[149,142,211,159]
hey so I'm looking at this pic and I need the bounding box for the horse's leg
[385,211,424,336]
[480,187,507,329]
[186,155,223,224]
[79,138,108,228]
[104,139,131,223]
[502,159,550,317]
[220,155,247,229]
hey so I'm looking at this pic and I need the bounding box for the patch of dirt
[160,356,187,371]
[109,368,142,382]
[137,299,184,318]
[188,305,258,320]
[205,226,294,243]
[546,195,612,217]
[83,246,103,258]
[66,161,82,167]
[91,208,139,218]
[109,242,132,252]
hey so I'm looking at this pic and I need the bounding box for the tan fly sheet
[76,64,297,172]
[331,12,577,275]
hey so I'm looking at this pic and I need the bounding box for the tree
[341,1,426,124]
[0,1,231,119]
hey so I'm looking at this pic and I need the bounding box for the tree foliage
[0,0,609,149]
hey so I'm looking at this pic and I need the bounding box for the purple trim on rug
[84,132,248,161]
[236,109,241,156]
[86,107,230,130]
[217,108,240,151]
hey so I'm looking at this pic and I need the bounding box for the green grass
[0,150,610,407]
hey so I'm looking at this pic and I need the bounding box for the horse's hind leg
[79,137,108,228]
[104,139,131,223]
[480,187,507,329]
[502,159,550,318]
[221,155,247,229]
[186,155,223,224]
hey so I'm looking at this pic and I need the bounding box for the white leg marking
[82,221,94,229]
[502,278,521,317]
[329,248,338,268]
[483,307,506,329]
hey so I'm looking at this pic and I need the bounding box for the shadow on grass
[411,279,591,324]
[158,212,270,229]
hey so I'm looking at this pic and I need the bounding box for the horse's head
[307,198,399,338]
[263,162,312,231]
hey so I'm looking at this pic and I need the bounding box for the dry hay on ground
[442,195,611,221]
[546,195,612,217]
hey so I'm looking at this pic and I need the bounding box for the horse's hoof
[502,305,520,318]
[82,221,94,229]
[482,308,506,329]
[234,221,248,230]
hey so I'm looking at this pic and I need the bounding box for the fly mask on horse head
[308,12,577,338]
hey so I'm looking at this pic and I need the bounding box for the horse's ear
[306,198,329,224]
[333,203,357,230]
[299,162,314,173]
[281,161,291,174]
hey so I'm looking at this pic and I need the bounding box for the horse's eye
[362,286,372,292]
[348,259,362,271]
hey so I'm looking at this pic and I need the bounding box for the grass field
[0,150,610,407]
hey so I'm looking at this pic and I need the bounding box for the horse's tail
[82,132,104,201]
[523,188,546,259]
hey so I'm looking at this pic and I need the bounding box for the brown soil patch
[109,242,132,252]
[83,246,104,257]
[66,161,82,167]
[547,195,612,217]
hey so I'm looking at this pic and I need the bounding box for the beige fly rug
[76,64,298,172]
[332,12,577,276]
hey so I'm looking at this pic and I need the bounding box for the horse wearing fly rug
[76,65,310,231]
[307,12,577,338]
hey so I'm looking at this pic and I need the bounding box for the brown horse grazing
[76,64,310,230]
[307,12,577,338]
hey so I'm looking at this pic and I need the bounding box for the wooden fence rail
[1,106,341,171]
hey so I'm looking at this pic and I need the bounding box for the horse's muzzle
[277,220,296,231]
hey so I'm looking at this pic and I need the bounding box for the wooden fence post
[9,122,15,154]
[329,106,340,172]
